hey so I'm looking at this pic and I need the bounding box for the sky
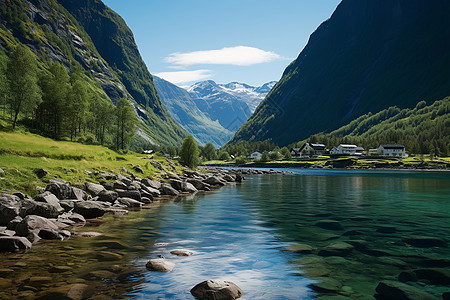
[102,0,341,87]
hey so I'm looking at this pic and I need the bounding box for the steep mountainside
[301,97,450,155]
[0,0,186,145]
[230,0,450,146]
[154,78,275,146]
[153,76,233,147]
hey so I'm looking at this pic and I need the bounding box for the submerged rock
[319,242,354,257]
[314,220,344,230]
[145,258,175,272]
[375,280,439,300]
[0,236,32,252]
[170,249,194,256]
[403,236,447,248]
[284,243,314,254]
[190,280,243,300]
[310,277,342,293]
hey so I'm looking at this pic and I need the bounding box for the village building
[330,144,363,156]
[298,143,327,157]
[368,148,378,156]
[290,148,301,157]
[249,151,262,160]
[377,144,407,157]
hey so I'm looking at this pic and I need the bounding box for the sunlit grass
[0,131,181,196]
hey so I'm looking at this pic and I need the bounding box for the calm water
[1,169,449,299]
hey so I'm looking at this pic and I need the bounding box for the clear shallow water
[1,169,449,299]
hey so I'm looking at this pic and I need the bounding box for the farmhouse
[330,144,363,156]
[377,145,407,157]
[249,151,262,160]
[290,148,301,157]
[298,143,327,157]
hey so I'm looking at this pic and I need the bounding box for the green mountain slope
[0,0,186,146]
[230,0,450,146]
[301,97,450,156]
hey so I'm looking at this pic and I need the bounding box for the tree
[201,142,217,161]
[6,45,41,129]
[281,147,291,160]
[179,135,199,169]
[115,98,137,150]
[218,151,230,161]
[38,61,70,138]
[66,79,88,141]
[260,151,269,162]
[91,95,114,145]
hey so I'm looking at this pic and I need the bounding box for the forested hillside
[0,0,186,147]
[229,0,450,146]
[298,97,450,156]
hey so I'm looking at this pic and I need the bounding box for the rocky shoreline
[204,158,450,170]
[0,166,284,253]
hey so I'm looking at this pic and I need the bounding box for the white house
[298,143,327,157]
[377,145,406,157]
[330,144,359,155]
[249,152,262,160]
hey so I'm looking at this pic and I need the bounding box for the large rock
[181,182,198,193]
[0,194,21,226]
[170,179,183,191]
[145,258,175,272]
[203,176,225,186]
[85,182,105,196]
[375,280,439,300]
[319,242,354,257]
[98,190,118,203]
[45,181,72,200]
[150,160,163,170]
[34,192,64,214]
[187,178,211,191]
[160,184,179,196]
[190,280,243,300]
[20,199,62,219]
[70,187,87,201]
[309,277,342,293]
[74,201,105,219]
[413,268,450,285]
[142,178,162,190]
[115,189,141,201]
[15,215,59,237]
[140,184,161,197]
[0,236,32,252]
[117,197,142,208]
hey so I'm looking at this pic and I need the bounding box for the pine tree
[179,135,199,169]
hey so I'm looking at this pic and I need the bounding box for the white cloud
[154,69,213,84]
[164,46,281,66]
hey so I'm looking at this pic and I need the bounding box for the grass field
[0,131,181,196]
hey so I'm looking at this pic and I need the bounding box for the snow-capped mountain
[154,77,276,147]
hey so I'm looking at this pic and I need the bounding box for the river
[1,169,449,299]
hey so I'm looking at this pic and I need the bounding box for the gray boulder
[142,178,162,190]
[375,280,439,300]
[85,182,105,196]
[117,197,142,208]
[59,200,76,212]
[145,258,175,272]
[35,168,49,178]
[203,176,225,186]
[98,190,118,203]
[74,201,105,219]
[113,180,128,190]
[115,189,141,201]
[34,192,64,214]
[160,184,179,196]
[15,215,59,238]
[45,181,72,200]
[187,178,211,191]
[190,280,243,300]
[170,179,183,191]
[140,184,161,197]
[70,187,87,201]
[0,194,21,226]
[150,160,163,170]
[20,199,62,219]
[0,236,32,252]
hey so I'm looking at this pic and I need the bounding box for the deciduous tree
[179,135,199,169]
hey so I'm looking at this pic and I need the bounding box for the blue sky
[102,0,341,87]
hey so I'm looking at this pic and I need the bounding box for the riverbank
[203,156,450,170]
